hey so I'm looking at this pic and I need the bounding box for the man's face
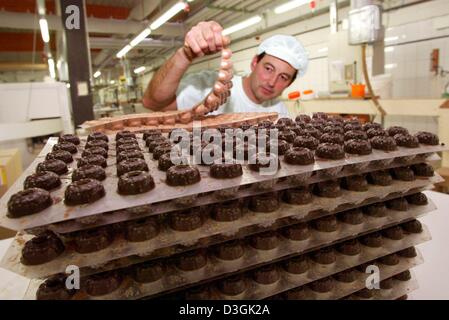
[249,54,297,103]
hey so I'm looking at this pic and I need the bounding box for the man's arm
[142,48,191,111]
[142,21,226,112]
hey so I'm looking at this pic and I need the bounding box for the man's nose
[267,74,277,87]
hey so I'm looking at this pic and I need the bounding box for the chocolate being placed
[166,164,201,186]
[338,208,364,225]
[344,130,368,141]
[336,239,361,256]
[24,171,61,191]
[314,180,341,198]
[72,164,106,182]
[312,215,338,232]
[320,133,344,145]
[278,129,296,143]
[366,128,388,138]
[85,139,109,151]
[21,231,64,265]
[116,138,138,148]
[158,152,187,171]
[382,226,404,240]
[249,192,280,212]
[218,275,247,296]
[124,217,159,242]
[59,134,80,145]
[284,147,315,165]
[73,227,113,253]
[53,142,78,154]
[401,219,423,233]
[210,161,243,179]
[309,277,334,293]
[394,270,412,281]
[315,143,345,160]
[344,139,372,155]
[253,265,280,285]
[176,250,207,271]
[36,159,68,175]
[87,132,108,143]
[370,136,397,151]
[215,240,244,260]
[212,200,242,222]
[85,271,122,296]
[342,174,368,192]
[411,163,434,177]
[398,247,417,258]
[296,114,311,123]
[7,188,52,218]
[115,131,136,141]
[282,187,313,205]
[117,158,148,177]
[323,125,344,135]
[116,143,141,154]
[283,255,309,274]
[250,231,279,250]
[118,171,155,195]
[406,192,428,205]
[117,150,144,163]
[293,135,319,150]
[359,232,383,247]
[394,133,419,148]
[414,131,439,145]
[46,150,73,163]
[387,126,409,137]
[362,202,387,217]
[36,274,76,300]
[334,269,357,283]
[247,153,280,173]
[386,197,409,211]
[367,170,393,186]
[391,166,415,181]
[132,260,165,283]
[82,147,108,159]
[64,178,105,205]
[363,122,383,132]
[378,253,399,266]
[169,209,203,231]
[77,155,107,168]
[267,139,291,155]
[282,223,310,241]
[310,247,336,265]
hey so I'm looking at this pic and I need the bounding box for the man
[143,21,308,117]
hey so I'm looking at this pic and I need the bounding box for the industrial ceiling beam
[89,38,183,49]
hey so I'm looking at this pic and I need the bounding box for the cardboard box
[0,148,22,192]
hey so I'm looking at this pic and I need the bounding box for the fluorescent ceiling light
[93,71,101,78]
[110,80,116,84]
[39,19,50,43]
[385,63,397,69]
[318,47,328,53]
[274,0,310,14]
[48,58,56,79]
[116,45,132,58]
[384,47,395,53]
[130,28,152,47]
[222,16,262,36]
[150,2,187,31]
[134,66,146,74]
[384,36,399,42]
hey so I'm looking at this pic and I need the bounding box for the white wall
[0,70,47,83]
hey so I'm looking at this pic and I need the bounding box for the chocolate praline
[87,132,108,142]
[166,164,201,186]
[73,227,113,253]
[293,135,319,150]
[124,217,159,242]
[77,155,107,168]
[132,260,165,283]
[211,200,242,222]
[284,147,315,165]
[7,188,53,218]
[344,139,372,155]
[24,171,61,191]
[118,171,155,195]
[249,192,280,213]
[315,143,345,160]
[387,126,409,137]
[72,164,106,181]
[36,274,76,300]
[84,271,122,296]
[406,192,428,206]
[36,159,68,175]
[52,142,78,154]
[370,136,397,151]
[46,150,73,163]
[282,187,313,205]
[21,231,64,265]
[59,134,80,145]
[117,158,148,177]
[64,178,105,205]
[82,147,108,159]
[414,131,439,145]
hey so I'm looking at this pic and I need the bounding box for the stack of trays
[0,113,446,300]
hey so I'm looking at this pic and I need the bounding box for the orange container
[351,84,366,98]
[288,91,300,99]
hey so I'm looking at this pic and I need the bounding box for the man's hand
[184,21,229,59]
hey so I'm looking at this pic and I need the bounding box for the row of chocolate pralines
[34,221,420,301]
[154,244,418,300]
[19,190,427,268]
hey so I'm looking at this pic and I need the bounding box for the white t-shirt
[176,70,289,117]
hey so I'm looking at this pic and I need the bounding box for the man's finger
[201,25,216,53]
